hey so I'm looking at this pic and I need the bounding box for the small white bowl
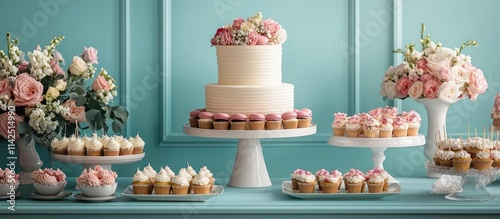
[32,181,66,196]
[78,182,117,197]
[0,182,19,196]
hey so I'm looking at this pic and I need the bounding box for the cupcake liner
[198,120,214,129]
[103,149,120,156]
[345,182,364,193]
[440,159,453,167]
[393,128,408,137]
[86,149,103,156]
[154,184,171,195]
[132,183,154,194]
[494,118,500,127]
[52,148,68,155]
[189,118,199,128]
[297,181,316,193]
[453,158,472,171]
[346,129,360,137]
[297,118,311,128]
[291,179,299,190]
[133,146,144,154]
[433,158,441,166]
[472,158,493,170]
[171,185,189,194]
[332,127,346,136]
[364,127,379,138]
[265,121,282,130]
[213,121,230,130]
[367,182,384,193]
[493,160,500,168]
[209,178,216,190]
[282,119,298,129]
[249,121,265,130]
[68,149,85,156]
[119,148,133,156]
[193,184,211,194]
[383,178,389,191]
[320,181,340,194]
[379,128,393,138]
[407,127,419,136]
[230,121,247,130]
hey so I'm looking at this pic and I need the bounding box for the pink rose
[0,78,12,98]
[81,47,99,64]
[263,18,280,36]
[17,61,29,73]
[13,73,44,106]
[247,31,259,45]
[416,58,430,74]
[91,75,111,92]
[0,112,24,140]
[232,17,244,29]
[408,81,424,99]
[467,68,488,101]
[436,68,452,82]
[419,73,437,83]
[256,35,269,45]
[220,29,232,46]
[49,58,65,76]
[425,52,453,75]
[423,79,441,99]
[62,99,86,123]
[396,77,413,98]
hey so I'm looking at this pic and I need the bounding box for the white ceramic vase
[15,135,43,185]
[415,98,451,177]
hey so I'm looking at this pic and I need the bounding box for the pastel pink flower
[408,81,424,99]
[263,18,280,36]
[12,73,44,106]
[436,68,452,82]
[232,17,244,29]
[17,61,29,73]
[419,73,437,83]
[423,79,441,98]
[91,75,111,92]
[467,68,488,101]
[62,99,86,123]
[247,31,259,45]
[220,28,232,46]
[416,58,430,73]
[256,35,269,45]
[0,112,24,140]
[81,46,99,64]
[396,77,413,98]
[49,58,65,76]
[425,54,452,76]
[0,78,11,98]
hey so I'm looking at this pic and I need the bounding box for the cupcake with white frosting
[67,136,85,156]
[320,173,341,194]
[171,175,190,194]
[154,168,171,194]
[192,174,211,194]
[452,150,472,171]
[198,166,215,190]
[439,150,455,167]
[491,150,500,167]
[118,137,133,155]
[130,134,145,154]
[143,163,157,182]
[51,137,69,155]
[132,168,153,194]
[366,172,385,193]
[473,151,493,170]
[296,170,316,193]
[343,169,365,193]
[103,137,120,156]
[86,136,103,156]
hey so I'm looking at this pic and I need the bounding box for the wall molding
[393,0,403,111]
[348,0,360,116]
[119,0,131,136]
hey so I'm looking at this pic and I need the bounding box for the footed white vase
[15,135,43,185]
[415,98,451,178]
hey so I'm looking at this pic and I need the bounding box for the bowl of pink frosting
[31,168,67,196]
[77,165,118,197]
[0,168,19,196]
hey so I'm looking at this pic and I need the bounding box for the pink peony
[62,99,86,123]
[91,75,111,92]
[81,46,99,64]
[12,73,44,106]
[423,79,441,99]
[0,112,24,140]
[467,68,488,101]
[232,17,244,29]
[396,77,413,98]
[247,31,259,45]
[0,78,11,98]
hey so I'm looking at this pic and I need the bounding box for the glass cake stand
[426,162,500,201]
[184,124,317,188]
[328,135,425,183]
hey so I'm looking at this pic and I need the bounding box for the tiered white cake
[205,45,294,116]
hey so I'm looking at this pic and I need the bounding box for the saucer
[74,193,116,202]
[30,191,72,200]
[0,191,20,200]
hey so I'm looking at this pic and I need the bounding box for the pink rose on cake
[380,23,487,104]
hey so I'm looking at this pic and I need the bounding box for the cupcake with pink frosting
[0,168,19,196]
[213,113,230,130]
[404,110,421,136]
[392,116,408,137]
[265,113,282,130]
[296,170,317,193]
[366,167,389,191]
[248,113,266,130]
[363,115,380,138]
[315,169,329,191]
[346,115,361,137]
[230,113,248,130]
[343,169,365,193]
[379,117,393,138]
[282,111,298,129]
[198,112,214,129]
[368,107,384,121]
[320,174,341,194]
[365,172,385,193]
[332,112,347,136]
[77,165,118,197]
[357,113,370,136]
[297,108,312,128]
[290,168,304,190]
[189,109,201,128]
[382,106,398,119]
[31,168,67,196]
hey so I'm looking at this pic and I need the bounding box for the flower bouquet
[380,24,488,104]
[210,12,287,46]
[0,33,128,151]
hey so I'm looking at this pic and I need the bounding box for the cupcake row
[132,164,215,195]
[290,167,390,194]
[50,134,145,156]
[434,137,500,171]
[188,108,313,130]
[332,106,421,138]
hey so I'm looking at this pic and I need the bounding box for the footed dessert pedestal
[328,135,425,183]
[184,124,316,188]
[426,162,500,201]
[53,153,145,171]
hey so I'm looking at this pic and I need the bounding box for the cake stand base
[228,138,271,188]
[445,175,496,202]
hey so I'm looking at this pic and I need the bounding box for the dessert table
[2,177,500,218]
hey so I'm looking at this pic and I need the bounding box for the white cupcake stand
[328,135,425,183]
[53,153,145,171]
[184,124,317,188]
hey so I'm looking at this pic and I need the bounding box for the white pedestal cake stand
[53,153,145,171]
[328,135,425,183]
[184,124,317,188]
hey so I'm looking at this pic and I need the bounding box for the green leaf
[75,86,85,95]
[55,74,65,80]
[75,96,86,106]
[85,109,100,122]
[70,92,79,100]
[112,120,124,133]
[112,106,128,121]
[17,121,32,135]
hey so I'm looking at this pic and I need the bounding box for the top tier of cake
[216,45,282,85]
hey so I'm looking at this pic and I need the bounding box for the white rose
[54,79,67,91]
[410,50,423,60]
[275,28,287,45]
[240,21,255,32]
[69,56,87,76]
[438,81,461,104]
[383,81,397,100]
[408,81,423,99]
[451,65,469,87]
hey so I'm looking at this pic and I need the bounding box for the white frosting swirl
[171,175,190,186]
[476,151,491,159]
[186,165,197,177]
[367,173,385,183]
[68,137,85,151]
[163,166,176,178]
[143,164,157,179]
[454,150,470,159]
[133,169,149,182]
[440,151,455,160]
[131,134,145,148]
[118,138,133,149]
[198,166,213,178]
[192,174,210,185]
[178,168,193,181]
[154,169,171,183]
[103,138,120,150]
[298,174,316,183]
[86,137,103,150]
[51,138,68,150]
[490,150,500,160]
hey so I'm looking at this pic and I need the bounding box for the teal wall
[0,0,499,180]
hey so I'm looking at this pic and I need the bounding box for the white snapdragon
[81,64,96,79]
[0,95,10,111]
[9,46,22,63]
[0,57,18,78]
[29,108,59,135]
[96,90,115,104]
[28,49,53,80]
